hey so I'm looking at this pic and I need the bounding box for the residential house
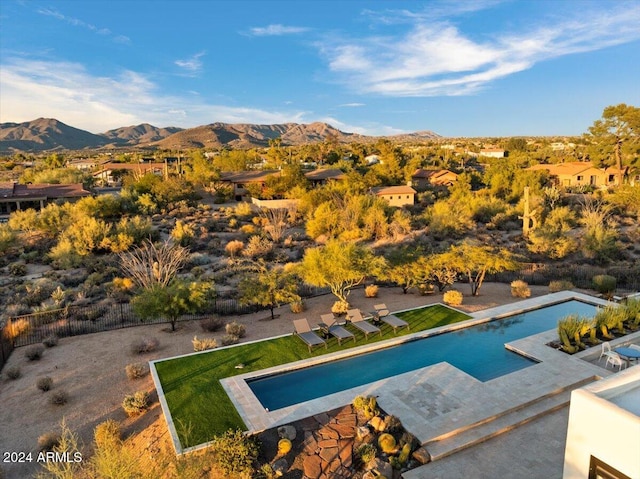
[410,169,458,189]
[527,162,627,188]
[0,182,90,216]
[304,168,345,187]
[370,185,416,207]
[479,148,506,158]
[66,158,102,170]
[563,367,640,479]
[219,170,280,201]
[93,162,167,186]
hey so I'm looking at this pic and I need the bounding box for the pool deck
[221,292,622,448]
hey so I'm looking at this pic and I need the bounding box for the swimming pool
[247,300,597,411]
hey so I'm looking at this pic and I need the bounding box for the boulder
[369,457,393,479]
[303,454,322,479]
[356,426,371,441]
[278,424,297,441]
[412,446,431,465]
[272,457,287,476]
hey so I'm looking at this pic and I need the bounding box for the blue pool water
[247,300,597,411]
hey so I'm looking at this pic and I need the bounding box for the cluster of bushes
[122,391,150,416]
[557,299,640,353]
[130,336,159,354]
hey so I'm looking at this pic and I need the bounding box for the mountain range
[0,118,440,153]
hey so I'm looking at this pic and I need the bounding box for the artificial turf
[153,303,470,448]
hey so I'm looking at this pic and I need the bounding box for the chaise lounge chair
[374,303,409,333]
[293,318,327,353]
[347,308,381,339]
[320,314,356,345]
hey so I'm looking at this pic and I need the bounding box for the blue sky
[1,0,639,137]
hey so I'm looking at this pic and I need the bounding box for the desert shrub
[364,284,379,298]
[25,344,45,361]
[549,280,575,293]
[352,395,378,419]
[38,432,61,451]
[240,224,256,235]
[242,236,273,258]
[289,300,305,314]
[592,275,616,295]
[192,335,218,352]
[5,366,21,380]
[357,443,377,464]
[369,416,385,432]
[50,390,69,405]
[42,335,59,348]
[225,321,246,338]
[211,429,259,476]
[8,262,27,276]
[443,290,463,306]
[331,301,349,315]
[221,334,240,346]
[200,316,224,332]
[5,318,30,340]
[122,391,149,416]
[125,362,149,380]
[378,433,397,454]
[37,376,53,392]
[277,438,292,455]
[510,280,531,298]
[225,240,244,257]
[130,336,159,354]
[94,419,121,449]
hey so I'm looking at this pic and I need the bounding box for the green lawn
[153,304,470,448]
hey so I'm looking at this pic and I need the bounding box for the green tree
[132,280,212,331]
[298,240,386,303]
[238,261,300,319]
[382,247,432,294]
[586,103,640,183]
[185,150,219,188]
[443,240,520,296]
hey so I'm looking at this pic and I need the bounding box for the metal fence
[0,284,333,369]
[486,262,640,292]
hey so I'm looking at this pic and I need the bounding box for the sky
[1,0,639,137]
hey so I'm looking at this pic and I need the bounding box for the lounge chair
[320,314,356,345]
[293,318,327,353]
[374,304,409,333]
[347,308,381,339]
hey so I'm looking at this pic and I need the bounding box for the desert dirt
[0,282,550,478]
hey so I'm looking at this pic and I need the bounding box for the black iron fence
[486,262,640,292]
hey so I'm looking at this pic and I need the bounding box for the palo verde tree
[237,260,300,319]
[298,240,386,304]
[382,246,433,294]
[442,240,520,296]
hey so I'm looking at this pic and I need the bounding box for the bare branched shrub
[130,336,160,354]
[50,390,69,405]
[242,236,273,258]
[262,208,289,243]
[510,280,531,298]
[37,376,53,392]
[192,336,218,352]
[25,344,45,361]
[38,432,61,452]
[118,240,189,290]
[225,321,246,338]
[125,362,149,380]
[200,316,224,332]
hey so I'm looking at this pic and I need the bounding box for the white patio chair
[598,341,611,361]
[605,352,626,371]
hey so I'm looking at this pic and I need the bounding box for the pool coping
[151,291,611,455]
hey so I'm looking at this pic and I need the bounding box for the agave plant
[593,306,618,340]
[622,298,640,330]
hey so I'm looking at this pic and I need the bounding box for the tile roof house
[370,185,416,207]
[219,170,281,201]
[0,182,90,215]
[410,169,458,189]
[93,162,168,186]
[527,162,628,188]
[304,168,346,187]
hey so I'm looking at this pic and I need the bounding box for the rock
[328,422,356,438]
[317,439,338,448]
[313,412,330,426]
[303,431,318,454]
[303,454,322,479]
[370,457,393,479]
[319,446,339,462]
[318,426,339,439]
[356,426,371,441]
[412,446,431,465]
[278,424,297,441]
[272,457,287,476]
[338,439,353,467]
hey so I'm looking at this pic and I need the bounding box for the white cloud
[247,24,310,36]
[0,58,311,132]
[175,51,206,74]
[36,7,128,44]
[339,103,366,108]
[321,4,640,97]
